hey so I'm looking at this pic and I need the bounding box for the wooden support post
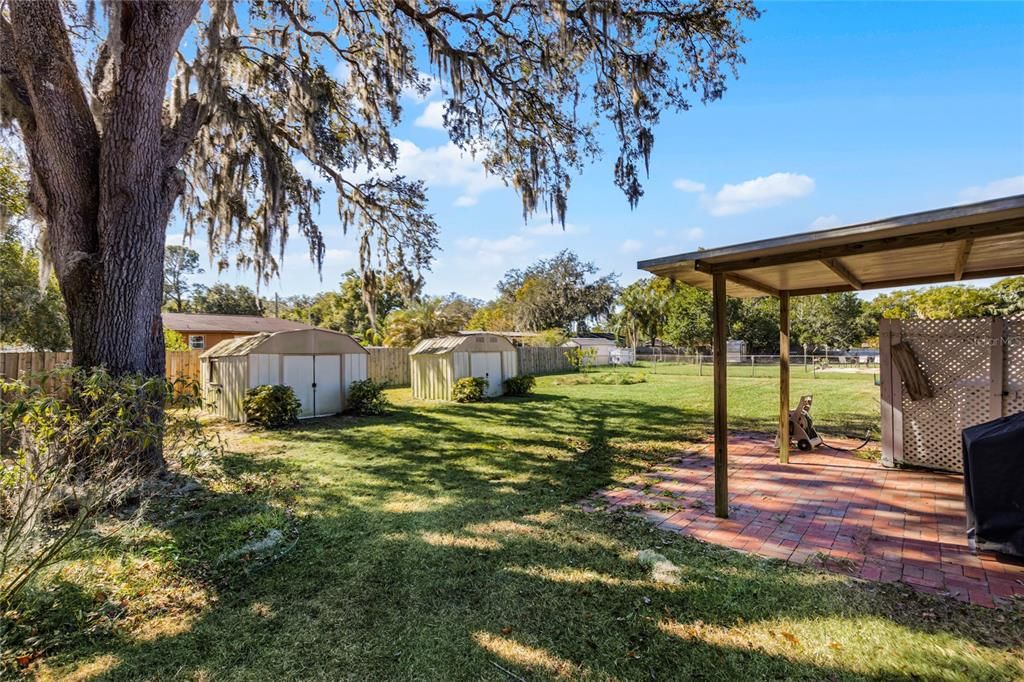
[779,291,790,464]
[712,273,729,519]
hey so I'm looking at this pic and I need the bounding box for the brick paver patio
[589,433,1024,608]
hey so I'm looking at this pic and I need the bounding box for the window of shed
[189,335,205,349]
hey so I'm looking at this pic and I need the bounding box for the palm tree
[382,298,467,347]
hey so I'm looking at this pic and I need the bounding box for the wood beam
[954,238,974,281]
[820,257,863,289]
[778,292,790,464]
[699,218,1024,273]
[724,272,780,297]
[712,272,729,519]
[785,264,1024,297]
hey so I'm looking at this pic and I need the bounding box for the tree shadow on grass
[18,395,1024,680]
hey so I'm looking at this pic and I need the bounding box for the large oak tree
[0,0,756,371]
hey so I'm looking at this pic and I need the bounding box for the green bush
[453,376,487,402]
[504,374,536,396]
[348,379,391,415]
[243,385,301,428]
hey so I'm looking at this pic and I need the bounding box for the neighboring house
[162,312,316,351]
[562,333,618,365]
[458,330,539,347]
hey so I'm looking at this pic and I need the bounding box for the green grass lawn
[7,368,1023,680]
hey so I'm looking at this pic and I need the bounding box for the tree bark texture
[2,1,201,376]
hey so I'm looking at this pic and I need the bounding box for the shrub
[348,379,391,415]
[504,374,536,396]
[452,376,487,402]
[0,367,217,605]
[164,328,189,351]
[243,385,301,428]
[564,346,597,371]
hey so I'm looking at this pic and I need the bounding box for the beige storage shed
[410,333,518,400]
[201,328,369,422]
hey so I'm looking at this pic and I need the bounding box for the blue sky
[175,1,1024,302]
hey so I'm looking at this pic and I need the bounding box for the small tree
[163,245,204,312]
[564,346,597,372]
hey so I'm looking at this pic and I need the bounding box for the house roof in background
[163,313,315,334]
[564,336,617,347]
[638,195,1024,299]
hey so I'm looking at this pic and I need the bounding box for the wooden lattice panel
[898,319,993,473]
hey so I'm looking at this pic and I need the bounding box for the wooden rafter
[954,238,974,281]
[723,272,780,297]
[820,257,863,289]
[784,264,1024,297]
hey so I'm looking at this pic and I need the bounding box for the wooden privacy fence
[365,347,412,387]
[880,317,1024,473]
[2,345,577,393]
[517,346,572,375]
[1,348,414,388]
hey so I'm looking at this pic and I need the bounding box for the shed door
[314,355,342,416]
[283,355,315,418]
[471,352,503,397]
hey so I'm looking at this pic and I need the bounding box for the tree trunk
[2,0,202,471]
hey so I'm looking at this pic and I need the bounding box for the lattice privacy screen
[880,317,1024,473]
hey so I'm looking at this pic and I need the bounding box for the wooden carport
[638,194,1024,518]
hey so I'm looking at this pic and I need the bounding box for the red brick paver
[588,433,1024,608]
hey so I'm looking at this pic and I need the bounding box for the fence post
[990,317,1006,420]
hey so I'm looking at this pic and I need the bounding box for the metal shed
[410,333,518,400]
[200,328,369,421]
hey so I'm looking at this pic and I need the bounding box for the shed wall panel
[344,353,368,403]
[453,352,470,381]
[502,351,518,381]
[248,354,280,388]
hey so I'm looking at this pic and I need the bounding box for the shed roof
[637,195,1024,298]
[163,312,314,333]
[201,328,367,358]
[410,333,515,355]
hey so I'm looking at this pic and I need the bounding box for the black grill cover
[962,412,1024,557]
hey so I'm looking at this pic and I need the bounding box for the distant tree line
[612,276,1024,355]
[156,247,620,348]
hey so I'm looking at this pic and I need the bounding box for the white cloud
[455,235,534,266]
[809,215,842,230]
[672,178,706,193]
[523,221,589,236]
[685,227,704,241]
[402,72,442,102]
[414,100,447,130]
[707,172,815,216]
[286,137,507,207]
[324,248,355,264]
[393,139,504,200]
[959,176,1024,203]
[653,228,668,238]
[619,239,644,254]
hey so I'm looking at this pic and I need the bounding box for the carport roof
[637,195,1024,298]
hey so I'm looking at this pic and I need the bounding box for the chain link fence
[634,353,880,379]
